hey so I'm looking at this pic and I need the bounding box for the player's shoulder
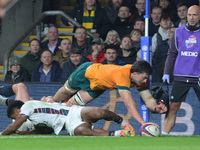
[25,100,40,104]
[23,100,41,107]
[117,64,132,72]
[176,25,185,32]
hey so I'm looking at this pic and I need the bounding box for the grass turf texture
[0,135,200,150]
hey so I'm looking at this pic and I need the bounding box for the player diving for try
[47,60,167,135]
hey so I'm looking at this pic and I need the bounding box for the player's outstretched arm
[139,89,167,114]
[1,116,26,135]
[53,86,71,102]
[119,90,145,125]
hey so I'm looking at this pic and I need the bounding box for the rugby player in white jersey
[0,100,131,136]
[0,83,132,136]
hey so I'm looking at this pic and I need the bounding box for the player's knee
[12,83,26,93]
[75,126,92,136]
[74,126,85,135]
[15,83,26,90]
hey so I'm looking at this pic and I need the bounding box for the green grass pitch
[0,135,200,150]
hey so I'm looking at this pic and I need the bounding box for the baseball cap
[92,38,104,45]
[10,56,21,66]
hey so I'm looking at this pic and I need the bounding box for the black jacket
[118,48,137,64]
[113,15,135,38]
[4,66,31,83]
[62,2,111,40]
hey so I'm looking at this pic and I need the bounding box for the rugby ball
[140,124,160,137]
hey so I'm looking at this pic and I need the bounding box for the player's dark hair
[130,60,152,75]
[7,100,24,118]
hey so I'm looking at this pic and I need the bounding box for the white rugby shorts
[65,105,86,136]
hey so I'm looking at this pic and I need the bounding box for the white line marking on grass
[0,135,118,139]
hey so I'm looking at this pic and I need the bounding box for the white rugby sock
[120,120,128,127]
[162,131,169,135]
[113,130,121,137]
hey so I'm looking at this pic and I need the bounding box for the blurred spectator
[152,26,177,83]
[104,30,121,47]
[73,26,92,56]
[4,56,31,82]
[87,38,105,63]
[42,0,61,35]
[60,48,90,82]
[76,0,101,7]
[152,13,173,55]
[113,5,134,38]
[102,44,126,65]
[133,17,145,33]
[31,50,62,82]
[20,39,42,75]
[62,0,110,40]
[149,6,163,36]
[53,38,72,68]
[170,0,199,8]
[174,3,188,27]
[133,0,145,18]
[156,0,177,21]
[40,26,62,55]
[125,0,137,14]
[104,0,124,24]
[130,29,143,52]
[118,35,137,64]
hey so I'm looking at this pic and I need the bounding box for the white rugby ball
[140,124,160,137]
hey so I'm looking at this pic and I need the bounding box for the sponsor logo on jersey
[185,35,197,48]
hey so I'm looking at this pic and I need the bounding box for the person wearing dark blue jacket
[60,48,90,82]
[31,50,62,82]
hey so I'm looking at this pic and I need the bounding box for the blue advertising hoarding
[0,83,199,135]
